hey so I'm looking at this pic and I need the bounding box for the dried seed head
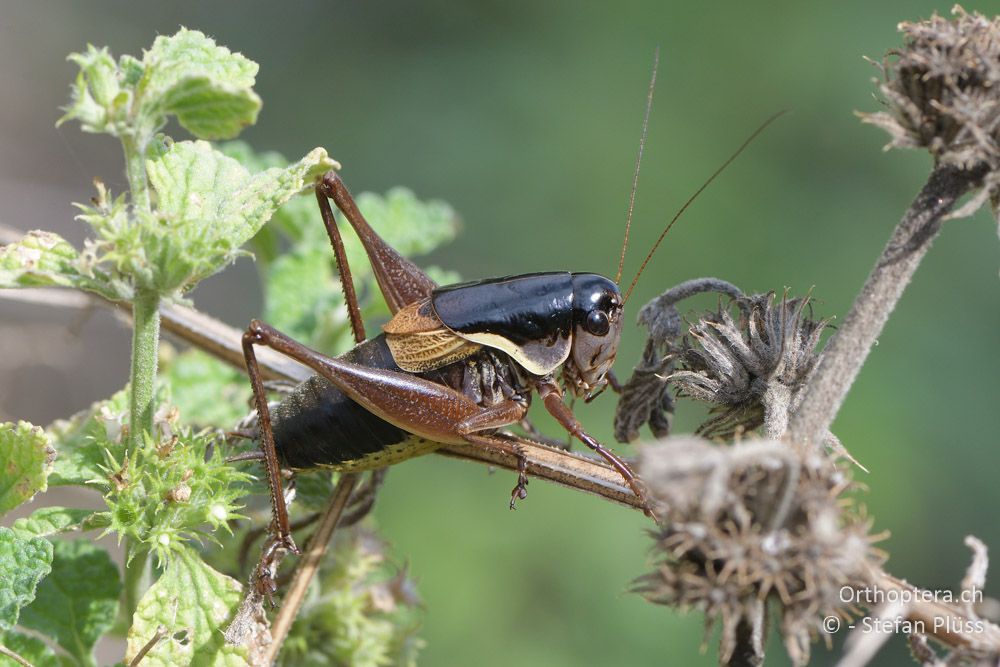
[614,278,745,443]
[615,282,830,442]
[672,292,830,439]
[860,7,1000,170]
[634,437,884,666]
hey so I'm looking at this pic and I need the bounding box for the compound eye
[585,309,610,336]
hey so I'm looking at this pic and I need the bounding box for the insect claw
[509,476,529,510]
[280,533,301,556]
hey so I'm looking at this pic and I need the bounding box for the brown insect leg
[463,432,533,509]
[537,380,656,519]
[315,187,366,344]
[455,402,533,508]
[605,369,624,394]
[242,328,300,600]
[318,171,437,313]
[245,320,510,445]
[246,320,540,508]
[225,450,265,464]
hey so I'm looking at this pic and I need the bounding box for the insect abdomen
[271,335,431,470]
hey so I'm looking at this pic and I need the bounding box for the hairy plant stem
[118,546,151,634]
[128,288,160,450]
[122,134,151,214]
[729,600,766,667]
[788,163,987,446]
[122,132,157,628]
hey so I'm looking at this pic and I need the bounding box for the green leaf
[11,507,106,540]
[279,529,424,667]
[125,547,247,666]
[163,349,248,428]
[19,539,120,665]
[263,241,352,349]
[139,140,336,294]
[59,45,124,134]
[0,229,129,301]
[0,231,80,289]
[0,422,55,516]
[355,188,458,259]
[0,630,60,667]
[0,528,53,631]
[48,390,130,488]
[139,28,261,140]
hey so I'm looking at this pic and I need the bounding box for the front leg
[536,379,655,518]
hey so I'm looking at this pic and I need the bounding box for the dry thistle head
[614,278,745,443]
[673,292,830,439]
[633,437,884,666]
[615,282,830,442]
[860,7,1000,171]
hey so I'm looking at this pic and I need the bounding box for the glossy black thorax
[431,272,574,346]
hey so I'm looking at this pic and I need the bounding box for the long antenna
[615,47,659,285]
[621,110,786,304]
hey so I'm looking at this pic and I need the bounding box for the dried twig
[788,163,986,445]
[261,473,360,664]
[128,625,168,667]
[0,645,34,667]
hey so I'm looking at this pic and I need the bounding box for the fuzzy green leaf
[263,242,354,351]
[125,547,247,666]
[19,539,120,665]
[0,231,79,289]
[59,45,124,134]
[354,188,458,259]
[48,390,129,488]
[140,140,336,294]
[0,422,55,517]
[11,507,106,540]
[164,350,248,428]
[0,229,128,301]
[63,30,262,142]
[279,529,424,667]
[0,529,52,632]
[139,28,260,140]
[0,630,60,667]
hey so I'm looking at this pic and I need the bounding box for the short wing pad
[384,298,481,372]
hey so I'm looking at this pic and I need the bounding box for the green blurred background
[1,2,998,665]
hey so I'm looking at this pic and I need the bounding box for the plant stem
[116,544,150,635]
[128,288,160,451]
[788,163,986,446]
[122,129,157,450]
[728,600,766,667]
[122,135,151,214]
[120,291,157,626]
[0,644,34,667]
[262,473,360,663]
